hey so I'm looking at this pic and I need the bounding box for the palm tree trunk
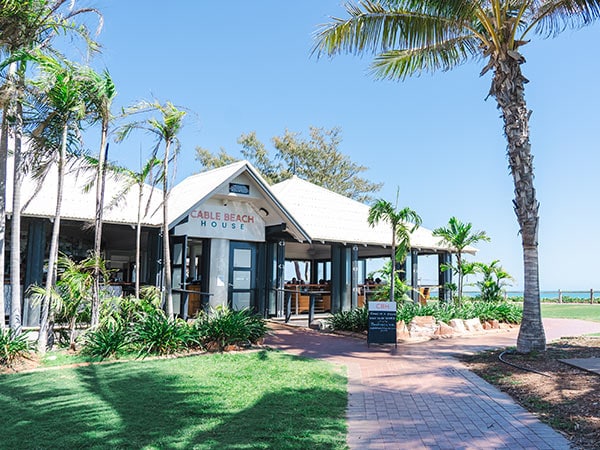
[0,110,8,330]
[9,96,23,333]
[38,123,68,353]
[69,315,77,350]
[492,51,545,353]
[162,141,173,317]
[135,183,143,300]
[390,240,396,302]
[456,253,463,306]
[91,127,108,327]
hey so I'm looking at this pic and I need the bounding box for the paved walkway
[265,318,600,449]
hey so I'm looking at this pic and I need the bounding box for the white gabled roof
[271,176,473,254]
[6,151,309,242]
[6,144,473,254]
[163,160,249,225]
[155,160,310,242]
[6,155,162,226]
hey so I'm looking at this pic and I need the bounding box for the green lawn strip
[541,303,600,322]
[41,350,105,367]
[0,351,347,450]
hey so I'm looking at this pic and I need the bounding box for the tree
[28,56,92,353]
[313,0,600,353]
[367,190,421,302]
[104,156,161,300]
[81,68,117,327]
[433,217,490,304]
[196,126,383,203]
[117,100,186,317]
[475,260,514,302]
[30,254,109,350]
[0,0,100,332]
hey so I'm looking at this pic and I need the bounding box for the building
[3,157,467,326]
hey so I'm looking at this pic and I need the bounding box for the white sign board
[174,202,265,242]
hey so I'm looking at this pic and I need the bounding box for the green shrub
[0,328,32,367]
[195,307,268,351]
[327,307,368,332]
[101,286,162,326]
[395,301,459,324]
[485,302,522,323]
[330,301,522,331]
[132,310,194,357]
[81,322,131,359]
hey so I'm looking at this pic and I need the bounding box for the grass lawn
[0,350,347,450]
[541,303,600,322]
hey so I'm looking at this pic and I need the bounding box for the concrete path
[265,318,600,449]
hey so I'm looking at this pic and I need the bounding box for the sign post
[367,301,397,348]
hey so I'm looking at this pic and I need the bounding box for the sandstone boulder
[434,321,455,338]
[396,320,410,340]
[449,319,466,333]
[408,315,437,338]
[464,317,484,332]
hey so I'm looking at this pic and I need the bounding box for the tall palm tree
[433,217,490,304]
[313,0,600,353]
[0,0,100,332]
[104,156,161,300]
[81,68,116,327]
[29,56,91,353]
[367,190,421,302]
[8,61,25,332]
[117,101,186,317]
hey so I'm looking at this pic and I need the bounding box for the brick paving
[265,318,600,449]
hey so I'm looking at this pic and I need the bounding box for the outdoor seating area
[284,284,332,314]
[282,283,388,316]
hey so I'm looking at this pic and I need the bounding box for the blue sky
[76,1,600,291]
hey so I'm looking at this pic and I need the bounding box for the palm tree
[313,0,600,353]
[474,259,514,302]
[29,56,91,353]
[7,61,24,333]
[30,254,109,350]
[367,190,421,302]
[117,101,186,317]
[81,68,117,327]
[0,0,100,332]
[104,156,161,300]
[433,217,490,304]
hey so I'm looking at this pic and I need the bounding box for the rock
[309,319,332,331]
[396,320,410,340]
[205,341,221,352]
[464,318,484,332]
[489,319,500,329]
[483,321,492,330]
[408,315,437,338]
[434,321,455,338]
[449,319,466,333]
[411,315,436,327]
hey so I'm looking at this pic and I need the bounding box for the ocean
[463,290,599,300]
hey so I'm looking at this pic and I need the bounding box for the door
[171,235,188,317]
[229,241,257,311]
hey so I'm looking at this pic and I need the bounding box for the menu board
[367,301,397,347]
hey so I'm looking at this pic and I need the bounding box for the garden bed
[461,337,600,450]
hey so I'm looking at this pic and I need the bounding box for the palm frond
[313,0,480,59]
[531,0,600,37]
[371,35,480,78]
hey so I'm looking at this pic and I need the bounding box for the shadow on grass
[0,353,346,449]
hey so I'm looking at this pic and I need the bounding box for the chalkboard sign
[368,301,397,347]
